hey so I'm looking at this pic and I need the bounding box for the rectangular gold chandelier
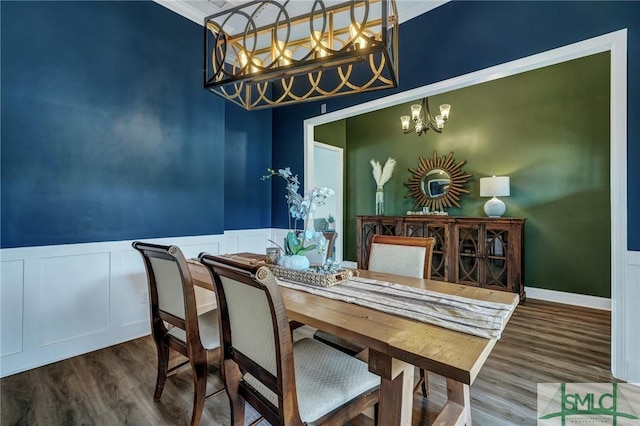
[204,0,398,110]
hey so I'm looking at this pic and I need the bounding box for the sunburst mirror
[405,151,473,211]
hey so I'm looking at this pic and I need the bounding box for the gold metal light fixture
[400,97,451,136]
[204,0,399,110]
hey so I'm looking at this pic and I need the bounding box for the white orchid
[262,167,333,256]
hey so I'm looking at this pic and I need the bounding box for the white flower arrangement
[262,167,334,256]
[370,157,396,188]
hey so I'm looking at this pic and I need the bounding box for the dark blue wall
[224,103,272,230]
[3,1,639,249]
[1,1,270,248]
[272,0,640,250]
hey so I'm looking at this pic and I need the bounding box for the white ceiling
[154,0,448,27]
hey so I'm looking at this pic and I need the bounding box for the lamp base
[484,196,506,217]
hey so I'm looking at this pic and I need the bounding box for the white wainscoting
[2,233,638,382]
[625,250,640,384]
[0,229,277,378]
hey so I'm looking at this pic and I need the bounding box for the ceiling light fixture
[400,97,451,136]
[204,0,399,110]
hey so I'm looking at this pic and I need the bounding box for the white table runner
[277,275,516,339]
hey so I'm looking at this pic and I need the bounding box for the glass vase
[376,186,384,215]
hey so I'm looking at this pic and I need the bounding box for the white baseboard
[525,286,611,311]
[341,260,358,269]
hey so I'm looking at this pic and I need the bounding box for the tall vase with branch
[370,157,396,215]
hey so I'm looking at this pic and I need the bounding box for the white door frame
[303,29,629,380]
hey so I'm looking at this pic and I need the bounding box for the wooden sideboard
[357,215,526,301]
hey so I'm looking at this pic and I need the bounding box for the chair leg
[374,403,379,426]
[154,339,170,401]
[190,360,208,426]
[224,359,245,426]
[418,368,429,398]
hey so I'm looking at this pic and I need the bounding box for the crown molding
[398,0,449,23]
[153,0,208,26]
[153,0,449,27]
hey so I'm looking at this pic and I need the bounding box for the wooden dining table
[187,255,519,426]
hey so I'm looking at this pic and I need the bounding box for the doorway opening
[311,141,344,261]
[303,29,628,379]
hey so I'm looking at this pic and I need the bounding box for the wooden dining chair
[199,254,380,426]
[315,234,435,397]
[132,241,223,426]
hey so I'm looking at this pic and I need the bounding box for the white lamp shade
[480,176,510,197]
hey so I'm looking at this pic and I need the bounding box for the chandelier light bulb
[320,40,330,57]
[311,31,331,58]
[238,51,262,73]
[349,23,367,49]
[311,31,321,50]
[435,115,445,130]
[439,104,451,120]
[282,50,292,65]
[410,104,422,121]
[250,57,263,73]
[400,115,411,131]
[273,40,291,65]
[239,51,248,68]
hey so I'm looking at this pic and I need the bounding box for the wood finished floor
[1,299,617,425]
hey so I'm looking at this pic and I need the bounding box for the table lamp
[480,176,510,217]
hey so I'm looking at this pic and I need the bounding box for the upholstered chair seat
[244,338,379,425]
[166,309,220,350]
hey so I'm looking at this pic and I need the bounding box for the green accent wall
[317,52,611,298]
[314,120,346,149]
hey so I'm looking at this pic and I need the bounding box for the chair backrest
[199,255,301,425]
[367,235,435,279]
[303,232,338,265]
[323,232,338,260]
[132,241,202,345]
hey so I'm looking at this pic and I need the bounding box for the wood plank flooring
[1,299,617,425]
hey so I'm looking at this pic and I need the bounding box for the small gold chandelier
[400,97,451,136]
[204,0,399,110]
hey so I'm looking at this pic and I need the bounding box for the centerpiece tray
[267,264,358,288]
